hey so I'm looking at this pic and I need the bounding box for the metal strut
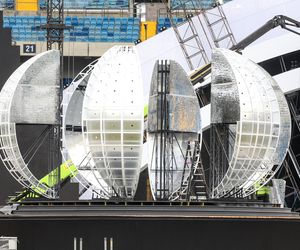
[41,0,68,197]
[154,60,171,200]
[231,15,300,52]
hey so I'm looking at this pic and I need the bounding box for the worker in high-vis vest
[255,183,270,202]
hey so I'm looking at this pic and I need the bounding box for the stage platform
[0,200,300,250]
[3,199,300,220]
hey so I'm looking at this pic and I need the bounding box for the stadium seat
[2,14,140,43]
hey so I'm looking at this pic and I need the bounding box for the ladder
[169,141,208,201]
[187,140,208,201]
[178,141,194,200]
[191,156,208,200]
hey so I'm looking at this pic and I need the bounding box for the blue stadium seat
[2,14,140,43]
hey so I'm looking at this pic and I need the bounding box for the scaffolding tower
[41,0,66,196]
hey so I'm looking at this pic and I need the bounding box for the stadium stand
[1,0,129,9]
[3,15,140,42]
[41,0,129,9]
[85,0,129,9]
[0,0,233,11]
[0,0,234,43]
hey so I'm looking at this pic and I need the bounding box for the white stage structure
[147,60,201,200]
[62,58,110,199]
[81,46,144,198]
[0,50,60,199]
[136,0,299,198]
[210,49,291,197]
[0,0,299,200]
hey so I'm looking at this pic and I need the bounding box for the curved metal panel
[61,59,110,199]
[148,60,201,200]
[211,48,291,198]
[0,50,60,199]
[82,46,144,198]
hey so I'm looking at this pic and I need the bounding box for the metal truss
[161,0,209,70]
[41,0,68,196]
[152,61,172,199]
[45,0,65,51]
[202,2,236,49]
[159,0,236,70]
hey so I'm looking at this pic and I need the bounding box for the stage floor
[2,199,299,220]
[0,200,300,250]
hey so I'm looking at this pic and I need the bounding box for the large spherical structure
[81,45,144,198]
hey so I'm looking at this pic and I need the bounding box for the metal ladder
[188,141,208,201]
[191,158,208,200]
[169,141,207,201]
[177,141,194,200]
